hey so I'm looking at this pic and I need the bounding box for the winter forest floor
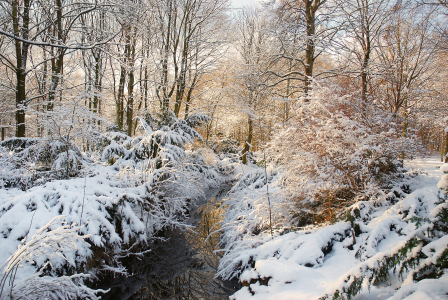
[1,155,448,300]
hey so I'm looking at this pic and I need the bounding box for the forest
[1,0,448,299]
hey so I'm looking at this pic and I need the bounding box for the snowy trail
[227,157,448,300]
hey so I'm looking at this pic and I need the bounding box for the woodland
[1,0,448,299]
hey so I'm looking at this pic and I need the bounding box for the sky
[230,0,258,9]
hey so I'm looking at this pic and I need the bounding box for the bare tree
[376,3,440,135]
[151,0,229,121]
[232,7,272,164]
[267,0,338,98]
[335,0,391,107]
[0,0,118,137]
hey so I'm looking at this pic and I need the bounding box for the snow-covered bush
[222,159,448,300]
[0,109,229,292]
[438,174,448,191]
[0,143,37,189]
[51,149,84,178]
[268,81,420,225]
[0,216,106,300]
[208,134,241,155]
[216,167,293,280]
[319,165,448,300]
[133,111,203,164]
[100,110,224,191]
[101,111,204,165]
[0,161,202,286]
[0,137,87,188]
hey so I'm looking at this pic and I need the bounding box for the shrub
[267,81,420,225]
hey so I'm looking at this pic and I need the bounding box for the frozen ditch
[92,184,241,300]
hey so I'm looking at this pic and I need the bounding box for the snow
[440,163,448,174]
[232,161,257,178]
[437,174,448,190]
[0,165,151,278]
[222,157,448,300]
[0,115,228,297]
[388,273,448,300]
[1,130,447,300]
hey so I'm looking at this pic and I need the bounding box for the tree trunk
[402,99,408,137]
[445,131,448,163]
[126,28,136,136]
[359,0,371,113]
[184,73,198,119]
[47,0,64,112]
[93,51,102,117]
[127,69,134,136]
[13,0,31,137]
[144,66,148,110]
[160,0,173,119]
[242,117,253,164]
[16,71,26,137]
[174,23,190,118]
[441,131,445,162]
[304,0,316,98]
[47,50,64,111]
[117,65,126,131]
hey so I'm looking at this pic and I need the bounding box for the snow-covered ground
[2,154,447,299]
[225,157,448,300]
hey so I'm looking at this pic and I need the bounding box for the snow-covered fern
[0,216,107,300]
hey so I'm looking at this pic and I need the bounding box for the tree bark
[304,0,317,98]
[16,70,27,137]
[126,27,136,136]
[445,131,448,163]
[174,18,191,117]
[441,131,445,162]
[47,0,65,112]
[13,0,31,137]
[116,65,127,131]
[242,117,254,164]
[361,41,370,108]
[116,31,130,131]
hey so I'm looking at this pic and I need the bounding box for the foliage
[208,134,241,155]
[0,110,228,297]
[0,137,88,188]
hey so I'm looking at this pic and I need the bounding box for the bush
[267,81,420,225]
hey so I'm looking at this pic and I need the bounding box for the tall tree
[336,0,391,107]
[152,0,228,121]
[0,0,117,137]
[268,0,336,98]
[233,7,271,164]
[376,3,439,135]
